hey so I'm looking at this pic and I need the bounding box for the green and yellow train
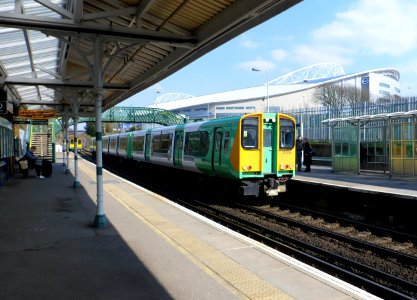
[94,112,296,197]
[69,136,82,151]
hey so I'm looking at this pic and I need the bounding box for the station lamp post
[252,67,269,112]
[155,90,160,108]
[407,87,411,111]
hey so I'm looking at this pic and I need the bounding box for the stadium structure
[149,62,402,121]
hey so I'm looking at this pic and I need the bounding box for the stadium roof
[153,64,401,110]
[269,62,345,85]
[0,0,302,118]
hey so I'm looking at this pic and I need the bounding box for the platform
[293,165,417,199]
[0,157,385,300]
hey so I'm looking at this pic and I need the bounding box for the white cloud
[312,0,417,56]
[270,49,288,61]
[235,59,275,72]
[292,44,355,66]
[396,58,417,91]
[240,38,260,49]
[272,35,294,43]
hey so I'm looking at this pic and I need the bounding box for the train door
[173,130,183,167]
[145,133,151,161]
[263,122,275,174]
[212,128,223,173]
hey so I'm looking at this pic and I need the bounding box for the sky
[121,0,417,107]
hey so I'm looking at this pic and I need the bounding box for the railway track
[256,203,417,254]
[192,201,417,299]
[80,152,417,299]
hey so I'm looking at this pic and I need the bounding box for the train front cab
[237,112,295,197]
[69,137,82,151]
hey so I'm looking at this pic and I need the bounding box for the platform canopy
[322,110,417,125]
[0,0,301,118]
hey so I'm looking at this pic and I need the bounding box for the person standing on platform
[303,139,313,172]
[22,146,44,178]
[296,136,304,171]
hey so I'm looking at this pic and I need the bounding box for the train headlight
[280,164,293,170]
[242,165,252,171]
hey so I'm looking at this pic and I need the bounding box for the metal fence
[282,97,417,141]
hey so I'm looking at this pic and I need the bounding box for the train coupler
[264,178,286,197]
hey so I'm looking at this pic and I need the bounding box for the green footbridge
[76,107,187,126]
[54,107,187,132]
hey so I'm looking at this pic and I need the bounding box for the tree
[103,122,116,135]
[343,85,368,112]
[314,83,371,115]
[314,84,345,111]
[84,122,96,137]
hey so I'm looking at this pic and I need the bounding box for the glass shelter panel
[333,126,358,172]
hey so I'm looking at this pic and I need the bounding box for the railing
[282,97,417,141]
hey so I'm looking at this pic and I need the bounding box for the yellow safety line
[79,161,293,300]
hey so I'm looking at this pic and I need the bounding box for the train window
[132,136,144,153]
[242,117,258,149]
[263,129,272,147]
[110,137,117,150]
[215,131,222,151]
[161,133,172,153]
[152,133,172,154]
[223,131,230,152]
[152,134,161,153]
[118,136,128,153]
[200,131,210,155]
[102,138,109,151]
[279,118,295,149]
[184,131,209,157]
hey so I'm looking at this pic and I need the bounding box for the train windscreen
[279,118,295,149]
[242,117,258,149]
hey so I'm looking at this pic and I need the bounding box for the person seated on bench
[22,146,44,179]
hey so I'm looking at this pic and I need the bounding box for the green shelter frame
[323,110,417,177]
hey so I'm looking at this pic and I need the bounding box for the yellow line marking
[79,161,293,300]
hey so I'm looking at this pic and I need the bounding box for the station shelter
[323,110,417,177]
[0,112,57,186]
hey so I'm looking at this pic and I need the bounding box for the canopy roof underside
[0,0,301,118]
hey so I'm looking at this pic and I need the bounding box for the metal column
[357,121,361,175]
[69,98,81,188]
[63,111,70,174]
[92,38,107,228]
[72,115,80,187]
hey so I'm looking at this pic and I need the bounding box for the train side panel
[148,126,176,168]
[230,113,264,179]
[198,119,240,179]
[276,114,296,176]
[102,136,110,155]
[181,123,205,173]
[116,132,130,158]
[108,135,117,155]
[131,131,146,161]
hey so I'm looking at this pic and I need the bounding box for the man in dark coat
[22,146,44,178]
[296,136,304,171]
[303,139,313,172]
